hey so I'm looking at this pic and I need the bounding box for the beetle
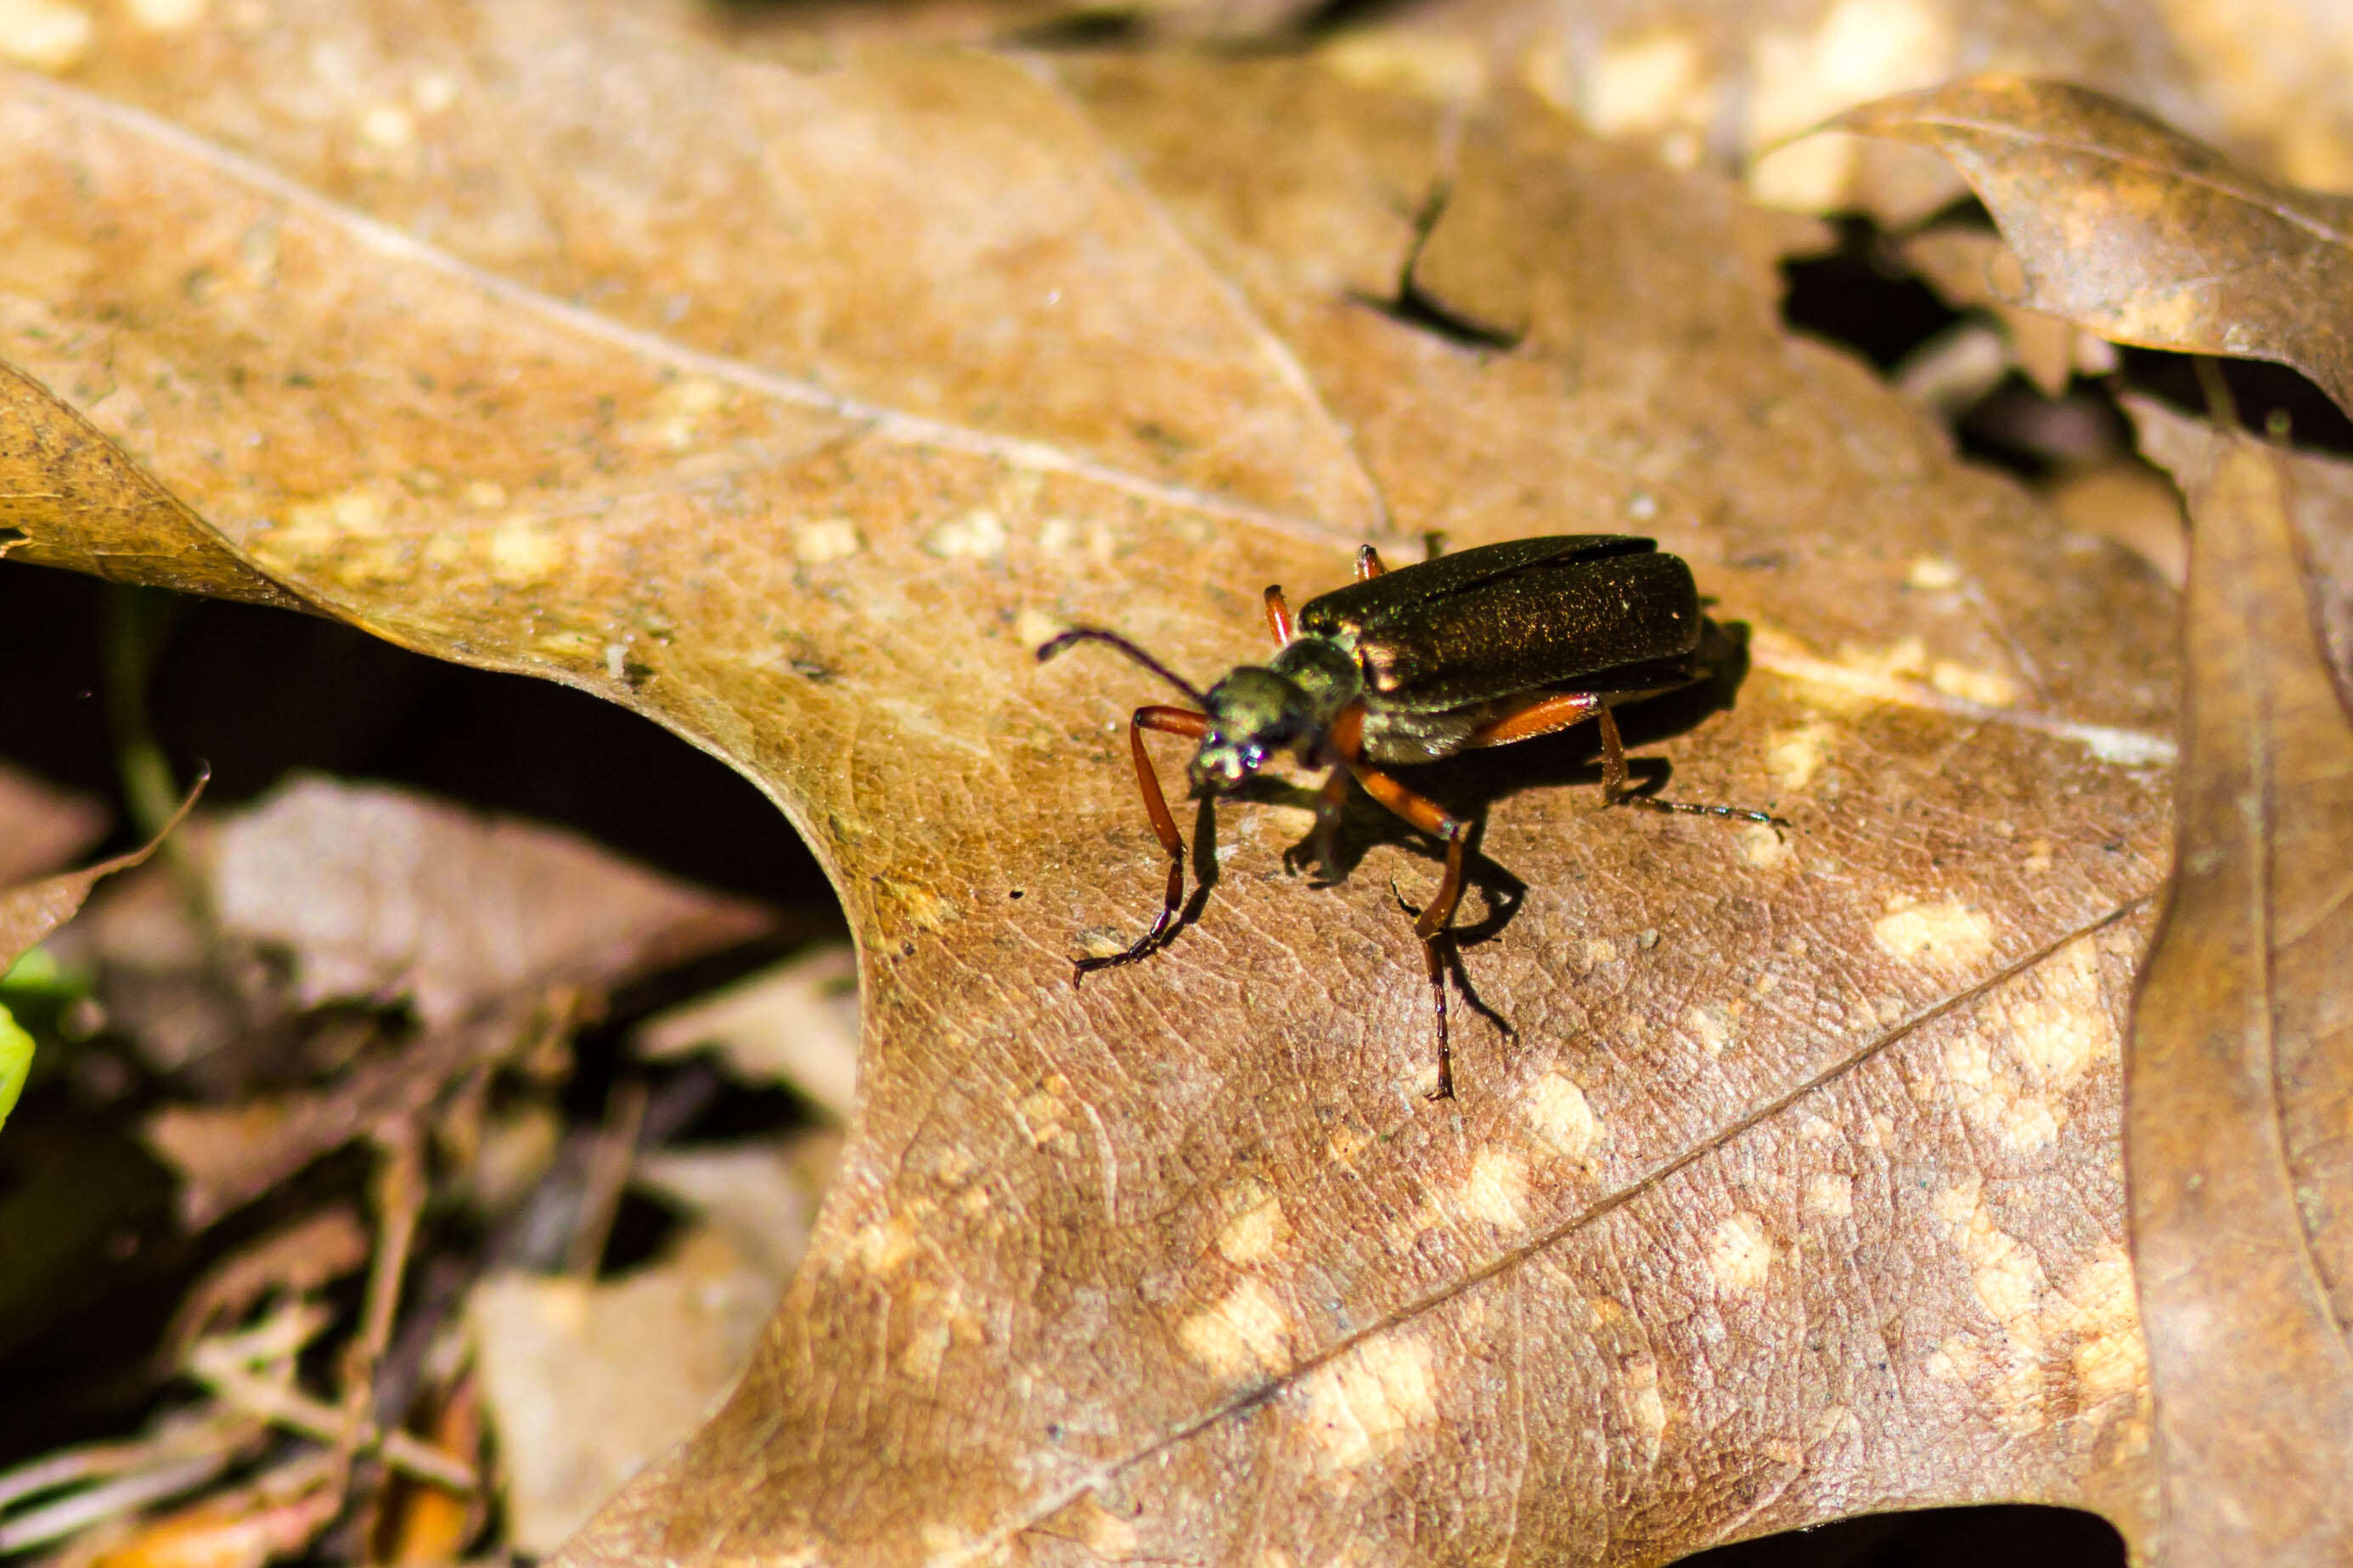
[1036,535,1776,1099]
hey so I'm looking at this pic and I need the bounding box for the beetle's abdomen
[1334,548,1699,711]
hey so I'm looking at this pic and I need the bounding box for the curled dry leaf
[1832,76,2353,417]
[2132,398,2353,687]
[2122,421,2353,1564]
[0,14,2184,1562]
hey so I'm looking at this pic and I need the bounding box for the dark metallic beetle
[1038,535,1773,1099]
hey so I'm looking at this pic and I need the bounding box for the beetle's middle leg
[1348,762,1472,1101]
[1078,704,1211,983]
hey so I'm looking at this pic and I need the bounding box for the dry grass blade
[1832,76,2353,417]
[0,781,200,966]
[2127,430,2353,1563]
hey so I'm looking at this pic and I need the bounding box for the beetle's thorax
[1190,635,1365,791]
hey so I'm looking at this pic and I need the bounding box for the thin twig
[184,1348,474,1492]
[564,1079,647,1279]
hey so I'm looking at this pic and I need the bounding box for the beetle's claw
[1389,874,1424,919]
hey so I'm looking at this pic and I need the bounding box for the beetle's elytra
[1037,535,1776,1099]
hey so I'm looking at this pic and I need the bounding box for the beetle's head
[1191,666,1309,792]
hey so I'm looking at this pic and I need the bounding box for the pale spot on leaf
[1740,821,1791,868]
[1177,1279,1290,1380]
[793,518,864,564]
[1707,1211,1774,1292]
[487,521,564,588]
[1585,31,1703,137]
[1526,1071,1601,1160]
[1766,723,1834,790]
[1460,1149,1528,1226]
[1804,1172,1853,1217]
[1905,555,1962,590]
[0,0,90,70]
[127,0,203,26]
[359,102,416,151]
[1872,897,1996,970]
[923,509,1007,559]
[1215,1178,1288,1265]
[1296,1334,1437,1470]
[1929,658,2018,706]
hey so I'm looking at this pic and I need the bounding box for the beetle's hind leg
[1593,707,1785,827]
[1078,705,1211,982]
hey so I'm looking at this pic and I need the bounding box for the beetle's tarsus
[1611,794,1785,828]
[1421,934,1455,1099]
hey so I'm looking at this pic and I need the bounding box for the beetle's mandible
[1036,535,1776,1099]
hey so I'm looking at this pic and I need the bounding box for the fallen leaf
[635,944,860,1119]
[125,778,770,1224]
[2046,459,2187,591]
[0,22,2183,1563]
[1900,228,2115,398]
[2131,397,2353,687]
[1832,76,2353,416]
[634,1133,842,1288]
[714,0,2353,232]
[469,1220,793,1556]
[210,776,772,1029]
[2120,419,2353,1562]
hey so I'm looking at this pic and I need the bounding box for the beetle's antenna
[1037,627,1214,709]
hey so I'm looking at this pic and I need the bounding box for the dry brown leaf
[2132,397,2353,688]
[1899,229,2116,399]
[210,776,773,1028]
[470,1221,792,1556]
[205,775,767,1025]
[3,783,198,1126]
[712,0,2353,228]
[123,778,768,1222]
[60,771,770,1076]
[1832,76,2353,416]
[2046,460,2187,592]
[0,18,2190,1562]
[2119,419,2353,1563]
[635,944,860,1119]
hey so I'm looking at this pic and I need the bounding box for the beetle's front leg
[1348,762,1472,1101]
[1287,703,1365,882]
[1282,763,1354,884]
[1078,705,1210,982]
